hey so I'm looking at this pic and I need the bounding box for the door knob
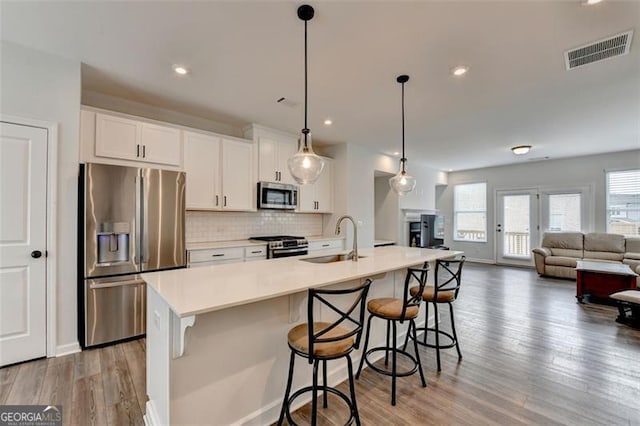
[31,250,42,258]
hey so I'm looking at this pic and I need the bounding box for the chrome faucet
[335,215,358,261]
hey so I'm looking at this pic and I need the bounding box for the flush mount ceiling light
[389,75,417,195]
[287,4,325,185]
[451,66,469,77]
[582,0,603,5]
[511,145,532,155]
[172,65,189,75]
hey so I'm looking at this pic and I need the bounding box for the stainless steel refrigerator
[78,163,186,347]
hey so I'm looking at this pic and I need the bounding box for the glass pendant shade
[288,131,325,185]
[389,159,416,195]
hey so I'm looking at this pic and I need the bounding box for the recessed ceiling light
[582,0,603,5]
[451,66,469,77]
[511,145,532,155]
[324,119,332,126]
[393,152,400,156]
[173,65,189,75]
[448,169,453,172]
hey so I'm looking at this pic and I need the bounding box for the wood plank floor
[1,263,639,425]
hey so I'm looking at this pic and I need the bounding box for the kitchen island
[142,245,462,425]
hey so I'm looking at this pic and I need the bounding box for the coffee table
[576,261,638,303]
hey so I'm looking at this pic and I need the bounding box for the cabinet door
[95,113,140,161]
[221,138,253,211]
[258,137,278,182]
[298,183,316,212]
[277,138,298,185]
[315,160,333,213]
[184,132,221,210]
[140,123,181,166]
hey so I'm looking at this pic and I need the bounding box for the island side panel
[146,285,171,425]
[169,271,427,425]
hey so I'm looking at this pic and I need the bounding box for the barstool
[355,267,429,406]
[405,257,465,372]
[278,279,372,426]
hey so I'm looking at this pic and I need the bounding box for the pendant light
[389,75,417,195]
[287,4,325,185]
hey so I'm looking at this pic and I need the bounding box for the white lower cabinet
[299,158,333,213]
[188,245,266,267]
[184,132,254,211]
[307,239,344,253]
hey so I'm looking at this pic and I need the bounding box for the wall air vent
[564,30,633,70]
[276,97,299,108]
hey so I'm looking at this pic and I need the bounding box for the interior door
[496,189,539,266]
[0,122,48,366]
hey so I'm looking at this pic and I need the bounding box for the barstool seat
[409,286,455,302]
[288,322,355,357]
[367,298,419,320]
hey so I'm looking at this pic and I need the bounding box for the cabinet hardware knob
[31,250,42,258]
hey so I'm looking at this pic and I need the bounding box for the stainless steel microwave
[257,181,298,210]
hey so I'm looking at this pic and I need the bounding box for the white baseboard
[55,341,81,357]
[144,401,161,426]
[465,257,496,264]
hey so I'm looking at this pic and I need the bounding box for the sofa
[532,232,640,281]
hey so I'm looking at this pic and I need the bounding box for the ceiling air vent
[564,30,633,70]
[276,97,299,108]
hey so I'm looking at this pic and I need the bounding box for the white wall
[374,176,399,241]
[322,142,445,249]
[0,41,81,353]
[438,149,640,262]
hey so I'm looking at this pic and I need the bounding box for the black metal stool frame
[405,257,465,372]
[278,279,372,426]
[355,267,429,406]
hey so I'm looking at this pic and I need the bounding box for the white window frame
[605,168,640,236]
[453,181,487,243]
[539,185,593,234]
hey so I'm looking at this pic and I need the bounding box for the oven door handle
[272,247,308,254]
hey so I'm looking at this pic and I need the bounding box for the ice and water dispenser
[97,222,130,264]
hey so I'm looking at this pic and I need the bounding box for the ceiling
[1,1,639,171]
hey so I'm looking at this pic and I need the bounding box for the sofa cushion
[582,257,621,264]
[625,237,640,255]
[550,248,583,258]
[545,256,578,268]
[584,232,625,253]
[583,251,624,262]
[541,232,584,250]
[545,265,577,279]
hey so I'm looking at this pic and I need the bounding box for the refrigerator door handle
[140,173,148,264]
[134,174,142,265]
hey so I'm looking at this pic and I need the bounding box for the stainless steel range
[250,235,309,259]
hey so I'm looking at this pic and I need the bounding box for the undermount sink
[300,254,367,264]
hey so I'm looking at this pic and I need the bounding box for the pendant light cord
[401,81,406,172]
[303,18,309,146]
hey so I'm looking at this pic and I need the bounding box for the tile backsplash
[186,211,324,242]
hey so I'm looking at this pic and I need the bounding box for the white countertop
[143,246,462,318]
[186,235,345,251]
[374,239,396,247]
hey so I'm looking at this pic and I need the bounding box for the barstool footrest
[414,326,457,349]
[363,347,419,378]
[285,385,357,426]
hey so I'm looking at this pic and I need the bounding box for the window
[548,193,582,232]
[454,182,487,242]
[606,169,640,236]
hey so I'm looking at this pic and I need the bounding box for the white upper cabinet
[183,131,254,211]
[221,138,253,211]
[299,158,333,213]
[244,124,298,185]
[93,112,182,167]
[257,137,297,184]
[184,132,221,209]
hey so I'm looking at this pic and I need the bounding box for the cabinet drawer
[244,246,267,258]
[189,247,244,264]
[309,239,344,251]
